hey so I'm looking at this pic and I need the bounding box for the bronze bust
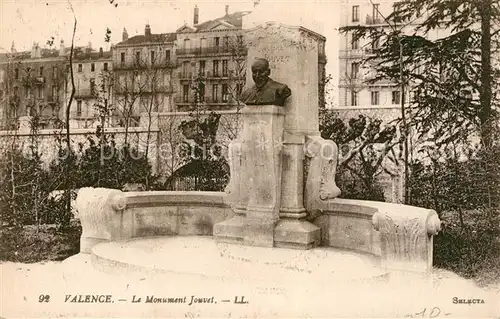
[240,58,291,106]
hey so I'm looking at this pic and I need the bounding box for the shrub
[434,209,500,284]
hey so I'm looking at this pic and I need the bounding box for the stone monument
[214,22,341,249]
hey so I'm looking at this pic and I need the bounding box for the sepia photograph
[0,0,499,317]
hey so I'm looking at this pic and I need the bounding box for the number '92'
[38,294,50,302]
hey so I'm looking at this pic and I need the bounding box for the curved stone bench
[311,198,441,272]
[75,188,232,253]
[75,188,440,272]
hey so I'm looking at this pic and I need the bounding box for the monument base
[213,215,245,244]
[274,219,321,249]
[214,217,319,249]
[244,217,276,247]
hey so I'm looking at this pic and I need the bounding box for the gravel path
[1,253,499,318]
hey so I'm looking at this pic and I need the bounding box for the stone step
[91,236,386,285]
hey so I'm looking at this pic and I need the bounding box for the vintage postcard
[0,0,499,317]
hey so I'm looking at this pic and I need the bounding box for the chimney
[99,47,103,57]
[11,41,16,53]
[225,5,229,15]
[31,42,36,58]
[122,28,129,41]
[145,24,151,37]
[253,0,260,7]
[31,42,41,58]
[193,5,199,25]
[59,40,65,56]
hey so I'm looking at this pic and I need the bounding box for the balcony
[339,49,365,59]
[113,60,178,71]
[34,76,45,85]
[74,88,94,99]
[366,15,383,25]
[176,46,248,57]
[178,72,194,80]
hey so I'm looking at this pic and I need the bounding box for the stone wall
[0,124,159,173]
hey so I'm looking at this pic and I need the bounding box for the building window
[212,84,219,102]
[392,90,401,104]
[198,82,205,102]
[237,35,244,45]
[183,84,189,103]
[371,91,380,105]
[78,64,83,72]
[165,50,171,62]
[222,84,229,102]
[351,91,358,106]
[14,86,19,97]
[351,62,359,78]
[352,5,359,22]
[39,66,44,76]
[52,66,58,79]
[199,60,206,76]
[37,86,44,99]
[15,68,19,79]
[351,38,359,50]
[25,87,31,98]
[214,37,220,48]
[135,51,141,63]
[222,60,228,76]
[76,100,82,117]
[151,51,155,64]
[213,60,219,76]
[223,36,229,50]
[103,62,108,71]
[91,63,95,72]
[373,4,380,22]
[183,61,190,77]
[120,52,125,63]
[90,78,96,94]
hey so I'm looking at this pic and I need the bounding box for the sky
[0,0,344,99]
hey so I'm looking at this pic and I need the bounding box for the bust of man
[240,58,291,106]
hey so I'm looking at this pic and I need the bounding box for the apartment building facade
[112,25,177,123]
[174,6,250,111]
[0,42,67,130]
[338,1,404,110]
[69,47,113,128]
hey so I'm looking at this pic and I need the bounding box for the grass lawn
[0,220,82,263]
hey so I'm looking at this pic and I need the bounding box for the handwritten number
[415,308,426,317]
[430,307,441,318]
[38,294,50,303]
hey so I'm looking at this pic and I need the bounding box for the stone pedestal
[214,105,284,247]
[216,23,333,250]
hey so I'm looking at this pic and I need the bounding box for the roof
[194,11,251,32]
[117,33,177,46]
[73,50,113,61]
[0,49,63,62]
